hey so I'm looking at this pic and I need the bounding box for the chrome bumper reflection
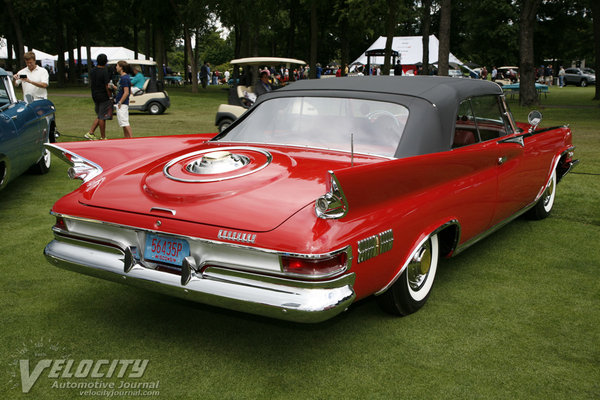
[44,236,356,323]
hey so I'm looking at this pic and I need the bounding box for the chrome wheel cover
[407,240,432,292]
[542,172,556,212]
[406,235,439,302]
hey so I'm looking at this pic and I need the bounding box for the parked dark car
[563,67,596,87]
[0,67,57,190]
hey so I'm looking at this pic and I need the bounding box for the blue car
[0,67,57,190]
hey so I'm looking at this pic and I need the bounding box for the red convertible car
[44,77,577,323]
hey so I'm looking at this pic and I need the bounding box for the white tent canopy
[0,37,57,66]
[351,35,463,67]
[65,47,149,62]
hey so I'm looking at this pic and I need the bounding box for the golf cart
[107,59,170,115]
[215,57,306,132]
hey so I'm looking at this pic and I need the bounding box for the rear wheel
[34,139,51,174]
[218,118,234,133]
[148,102,164,115]
[526,169,556,220]
[377,234,439,316]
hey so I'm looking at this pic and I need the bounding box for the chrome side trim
[452,204,534,256]
[357,229,393,263]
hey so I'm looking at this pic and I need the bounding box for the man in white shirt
[13,51,49,102]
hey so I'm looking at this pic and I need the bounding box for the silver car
[563,67,596,87]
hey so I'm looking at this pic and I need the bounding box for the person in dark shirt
[394,60,403,76]
[84,54,113,140]
[114,60,133,138]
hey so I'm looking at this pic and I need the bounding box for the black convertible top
[277,75,502,105]
[254,76,504,158]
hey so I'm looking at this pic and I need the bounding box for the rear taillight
[54,216,68,231]
[281,249,349,279]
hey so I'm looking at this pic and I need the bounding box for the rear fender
[374,219,460,295]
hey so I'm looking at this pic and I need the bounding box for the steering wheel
[367,110,401,130]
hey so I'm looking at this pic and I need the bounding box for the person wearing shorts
[85,53,112,140]
[114,60,133,139]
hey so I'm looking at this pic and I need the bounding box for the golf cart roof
[107,59,157,66]
[230,57,306,66]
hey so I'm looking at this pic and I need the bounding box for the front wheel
[526,169,556,220]
[580,79,588,87]
[377,234,439,316]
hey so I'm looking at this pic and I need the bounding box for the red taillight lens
[281,251,348,278]
[54,216,68,231]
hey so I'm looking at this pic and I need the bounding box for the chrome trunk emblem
[218,230,257,244]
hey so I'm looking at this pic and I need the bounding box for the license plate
[144,234,190,266]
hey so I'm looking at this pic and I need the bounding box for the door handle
[498,156,507,165]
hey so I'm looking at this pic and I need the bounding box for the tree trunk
[287,2,297,58]
[184,26,198,93]
[340,16,349,76]
[309,0,318,79]
[421,0,432,75]
[86,42,92,72]
[519,0,542,106]
[133,24,139,59]
[66,24,76,83]
[4,0,25,68]
[55,0,66,87]
[155,27,164,81]
[145,21,152,59]
[76,32,82,77]
[437,0,451,76]
[591,0,600,100]
[382,0,398,76]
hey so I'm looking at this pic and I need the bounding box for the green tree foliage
[0,0,596,86]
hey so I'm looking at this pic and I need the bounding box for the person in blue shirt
[114,60,132,138]
[130,66,146,94]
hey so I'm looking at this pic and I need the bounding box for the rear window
[216,96,409,158]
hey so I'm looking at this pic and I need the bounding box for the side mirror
[528,110,542,133]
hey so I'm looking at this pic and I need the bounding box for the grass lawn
[1,83,598,399]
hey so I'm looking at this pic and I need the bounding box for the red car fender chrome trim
[375,219,460,296]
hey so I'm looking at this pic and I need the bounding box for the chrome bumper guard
[44,235,356,323]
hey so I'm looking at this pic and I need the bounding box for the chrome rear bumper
[44,236,356,323]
